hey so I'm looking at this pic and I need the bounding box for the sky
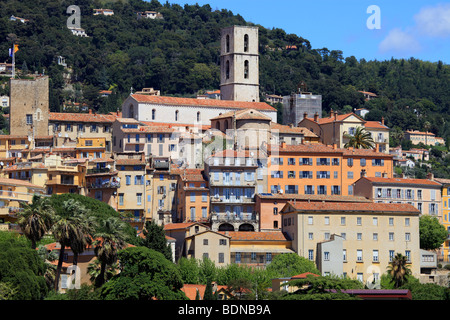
[165,0,450,64]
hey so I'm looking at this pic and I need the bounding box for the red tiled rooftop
[219,231,290,242]
[49,112,119,123]
[285,201,420,214]
[359,176,441,186]
[131,94,276,111]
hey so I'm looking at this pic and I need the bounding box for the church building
[121,25,276,126]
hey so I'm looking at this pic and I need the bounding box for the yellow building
[0,177,46,225]
[435,178,450,263]
[220,231,293,268]
[0,135,30,158]
[76,137,107,160]
[281,201,421,284]
[45,159,87,196]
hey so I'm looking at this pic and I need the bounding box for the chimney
[88,109,92,114]
[281,141,286,149]
[381,117,384,125]
[330,109,334,119]
[332,143,337,150]
[314,112,319,122]
[303,112,308,119]
[426,172,434,180]
[382,172,388,178]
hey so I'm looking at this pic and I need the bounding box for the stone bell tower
[220,25,259,102]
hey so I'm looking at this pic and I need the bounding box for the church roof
[210,108,272,121]
[130,94,276,112]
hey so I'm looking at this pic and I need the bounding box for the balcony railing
[211,212,258,222]
[87,168,112,175]
[87,181,120,189]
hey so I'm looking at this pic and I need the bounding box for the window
[357,250,363,262]
[197,111,201,122]
[357,233,362,240]
[152,109,156,120]
[340,217,346,225]
[175,110,179,121]
[373,217,378,226]
[343,249,347,261]
[389,217,394,226]
[244,34,249,52]
[308,216,313,225]
[219,239,227,245]
[218,253,224,263]
[405,250,411,262]
[324,252,330,261]
[244,60,249,79]
[373,233,378,241]
[119,193,124,206]
[308,250,314,261]
[308,232,313,240]
[373,250,379,262]
[405,218,410,226]
[389,250,395,261]
[325,216,330,225]
[203,239,208,245]
[126,175,131,185]
[226,60,230,79]
[190,192,195,202]
[137,193,142,205]
[405,233,410,241]
[389,232,394,241]
[347,158,353,166]
[357,217,362,225]
[226,34,230,52]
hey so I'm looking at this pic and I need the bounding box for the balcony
[211,212,258,222]
[86,168,114,175]
[87,180,120,189]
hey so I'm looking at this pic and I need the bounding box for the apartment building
[0,135,29,158]
[353,176,442,219]
[0,177,46,224]
[172,168,209,223]
[45,159,86,196]
[404,130,445,146]
[298,111,390,154]
[221,231,293,267]
[163,222,210,261]
[1,161,48,188]
[85,157,119,210]
[263,142,393,197]
[115,152,146,229]
[255,193,371,232]
[185,229,231,266]
[204,150,260,232]
[76,137,107,160]
[434,178,450,262]
[281,201,421,283]
[49,110,117,154]
[111,118,178,158]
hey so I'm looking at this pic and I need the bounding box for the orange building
[263,142,393,197]
[76,137,107,160]
[172,168,209,223]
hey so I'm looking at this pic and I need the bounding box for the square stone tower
[220,25,260,102]
[9,76,49,137]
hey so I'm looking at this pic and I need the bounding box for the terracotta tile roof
[0,135,28,139]
[270,122,318,137]
[434,178,450,185]
[131,94,276,111]
[0,177,45,189]
[210,149,255,159]
[140,121,211,131]
[163,222,208,231]
[172,168,206,182]
[219,231,290,242]
[302,112,365,125]
[364,121,389,129]
[291,272,320,279]
[285,201,420,214]
[210,108,272,121]
[256,193,371,203]
[358,176,441,186]
[266,143,391,157]
[49,112,119,123]
[115,158,146,166]
[121,125,176,133]
[405,130,435,136]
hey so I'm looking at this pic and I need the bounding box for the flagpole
[12,41,15,79]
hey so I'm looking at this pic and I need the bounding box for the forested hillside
[0,0,449,152]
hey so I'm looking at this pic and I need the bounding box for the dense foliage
[0,0,448,146]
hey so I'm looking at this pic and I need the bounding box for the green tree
[140,220,172,261]
[203,277,215,300]
[419,215,448,250]
[17,194,55,249]
[51,200,86,292]
[93,217,128,288]
[343,126,375,149]
[100,246,187,300]
[0,232,48,300]
[387,253,411,288]
[265,253,320,279]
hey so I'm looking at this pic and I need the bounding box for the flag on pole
[8,45,18,57]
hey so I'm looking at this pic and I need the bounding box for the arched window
[226,60,230,79]
[226,34,230,52]
[215,121,221,131]
[197,111,201,122]
[129,105,134,118]
[152,109,156,120]
[244,34,249,52]
[244,60,249,79]
[175,110,179,121]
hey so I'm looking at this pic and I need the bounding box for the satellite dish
[0,162,3,166]
[28,136,32,142]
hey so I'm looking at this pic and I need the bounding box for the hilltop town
[0,3,449,303]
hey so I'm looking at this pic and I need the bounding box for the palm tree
[344,126,375,150]
[93,217,128,288]
[52,200,87,292]
[387,253,411,288]
[17,195,55,249]
[87,259,118,284]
